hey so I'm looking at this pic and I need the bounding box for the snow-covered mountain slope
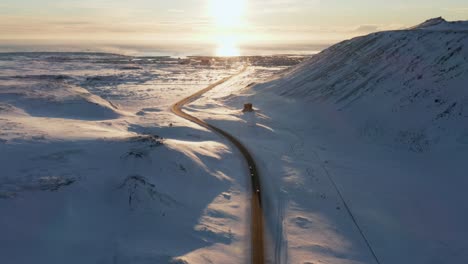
[259,17,468,151]
[410,17,468,31]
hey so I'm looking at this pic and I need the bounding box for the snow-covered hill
[259,17,468,151]
[410,17,468,31]
[0,79,123,120]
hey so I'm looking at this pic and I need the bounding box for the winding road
[171,66,265,264]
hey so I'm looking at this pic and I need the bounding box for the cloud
[354,25,380,33]
[0,14,213,37]
[249,0,320,14]
[351,24,405,33]
[168,9,185,13]
[443,7,468,14]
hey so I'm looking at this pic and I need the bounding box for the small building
[242,103,254,112]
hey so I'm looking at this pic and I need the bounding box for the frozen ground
[0,53,301,263]
[2,17,467,264]
[187,18,468,264]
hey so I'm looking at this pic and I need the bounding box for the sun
[209,0,246,56]
[210,0,246,28]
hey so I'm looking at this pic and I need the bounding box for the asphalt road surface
[171,66,265,264]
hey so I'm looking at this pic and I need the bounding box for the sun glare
[210,0,246,28]
[210,0,246,56]
[216,36,240,57]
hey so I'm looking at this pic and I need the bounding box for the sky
[1,0,468,55]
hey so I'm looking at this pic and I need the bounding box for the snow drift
[0,78,122,120]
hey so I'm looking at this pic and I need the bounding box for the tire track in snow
[171,66,266,264]
[274,123,381,264]
[311,149,382,264]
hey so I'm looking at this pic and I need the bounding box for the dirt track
[171,66,265,264]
